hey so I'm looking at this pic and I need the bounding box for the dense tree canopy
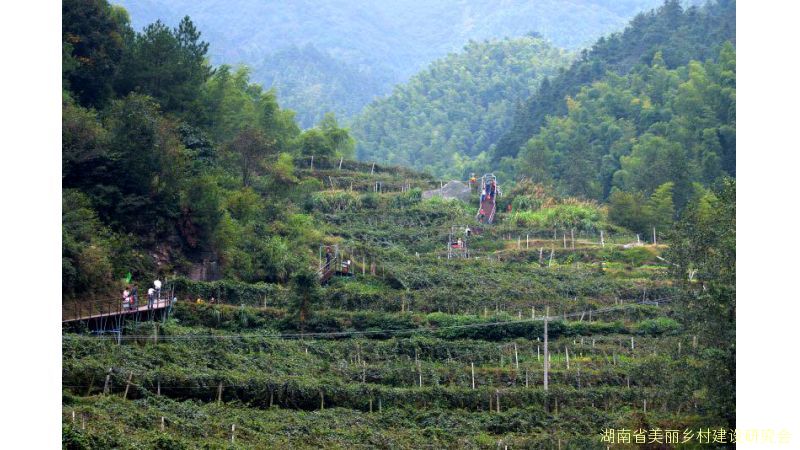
[61,2,353,297]
[352,37,570,178]
[515,44,734,235]
[493,0,735,162]
[115,0,666,125]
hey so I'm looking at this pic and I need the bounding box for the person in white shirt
[147,287,155,309]
[154,279,162,301]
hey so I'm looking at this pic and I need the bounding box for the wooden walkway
[62,298,174,323]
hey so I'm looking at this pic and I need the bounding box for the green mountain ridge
[493,0,736,162]
[62,1,735,446]
[113,0,669,126]
[352,36,572,178]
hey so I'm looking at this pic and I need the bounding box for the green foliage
[179,175,224,251]
[608,182,675,236]
[101,93,188,236]
[494,0,736,162]
[308,190,362,213]
[665,178,735,426]
[294,113,356,158]
[352,37,570,177]
[116,16,212,118]
[62,0,132,107]
[62,190,115,298]
[62,4,733,444]
[511,202,606,231]
[116,0,666,128]
[634,317,681,335]
[517,45,735,209]
[390,188,422,209]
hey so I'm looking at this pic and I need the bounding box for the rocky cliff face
[422,180,471,202]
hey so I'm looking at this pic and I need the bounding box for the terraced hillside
[62,160,725,449]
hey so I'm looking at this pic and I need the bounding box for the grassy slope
[63,163,717,449]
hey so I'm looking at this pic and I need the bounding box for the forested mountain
[253,45,387,129]
[516,45,735,235]
[63,1,736,446]
[351,37,570,178]
[492,0,736,162]
[113,0,667,127]
[62,0,355,297]
[475,1,737,240]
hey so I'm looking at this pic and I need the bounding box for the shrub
[511,202,606,231]
[390,188,422,208]
[308,190,362,213]
[635,317,681,335]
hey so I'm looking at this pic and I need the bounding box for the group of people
[122,278,161,311]
[451,226,473,249]
[480,178,497,203]
[323,246,353,275]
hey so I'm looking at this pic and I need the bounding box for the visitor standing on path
[154,278,162,302]
[122,287,130,311]
[131,284,138,309]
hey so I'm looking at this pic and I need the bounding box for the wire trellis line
[63,297,674,341]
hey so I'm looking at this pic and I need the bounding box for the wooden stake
[310,155,314,170]
[123,372,132,399]
[525,368,529,388]
[231,424,236,443]
[103,368,112,395]
[320,390,325,410]
[217,381,223,404]
[160,416,165,432]
[496,390,500,413]
[514,343,519,370]
[549,248,554,267]
[338,157,343,170]
[631,337,635,350]
[526,234,529,248]
[563,233,567,249]
[565,347,570,370]
[369,398,373,413]
[571,228,575,249]
[653,227,657,245]
[600,230,605,247]
[544,306,549,391]
[471,362,475,390]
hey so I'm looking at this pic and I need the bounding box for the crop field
[62,162,724,449]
